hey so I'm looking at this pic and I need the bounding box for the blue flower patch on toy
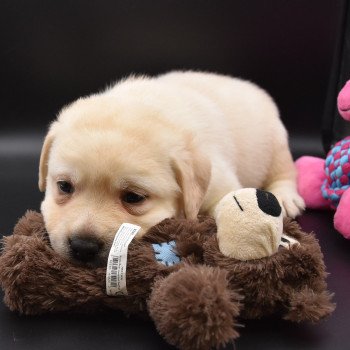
[152,241,181,266]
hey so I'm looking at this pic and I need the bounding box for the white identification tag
[106,223,141,296]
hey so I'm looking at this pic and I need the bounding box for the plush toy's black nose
[256,189,282,217]
[69,236,101,263]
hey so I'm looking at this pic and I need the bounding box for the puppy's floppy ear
[172,140,211,219]
[38,123,57,192]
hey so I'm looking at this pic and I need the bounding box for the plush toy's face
[215,188,283,260]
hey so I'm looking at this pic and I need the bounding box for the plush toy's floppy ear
[38,123,57,192]
[172,141,211,219]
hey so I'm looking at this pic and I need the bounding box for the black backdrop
[0,0,344,145]
[1,2,350,350]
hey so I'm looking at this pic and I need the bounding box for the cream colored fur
[39,71,304,262]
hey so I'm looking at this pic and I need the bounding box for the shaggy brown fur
[0,211,335,350]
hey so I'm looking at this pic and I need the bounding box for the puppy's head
[39,97,211,266]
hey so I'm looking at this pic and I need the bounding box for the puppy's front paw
[272,189,305,218]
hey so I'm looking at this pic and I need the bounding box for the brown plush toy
[0,189,335,350]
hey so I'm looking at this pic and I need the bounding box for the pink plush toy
[296,80,350,239]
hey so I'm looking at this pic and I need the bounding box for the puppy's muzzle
[69,236,103,263]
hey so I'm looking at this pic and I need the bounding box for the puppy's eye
[122,191,146,204]
[57,181,74,194]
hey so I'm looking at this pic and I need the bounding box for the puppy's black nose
[256,189,282,217]
[69,236,101,263]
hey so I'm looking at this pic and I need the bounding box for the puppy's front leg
[264,142,305,218]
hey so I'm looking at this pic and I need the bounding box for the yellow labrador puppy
[39,71,304,266]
